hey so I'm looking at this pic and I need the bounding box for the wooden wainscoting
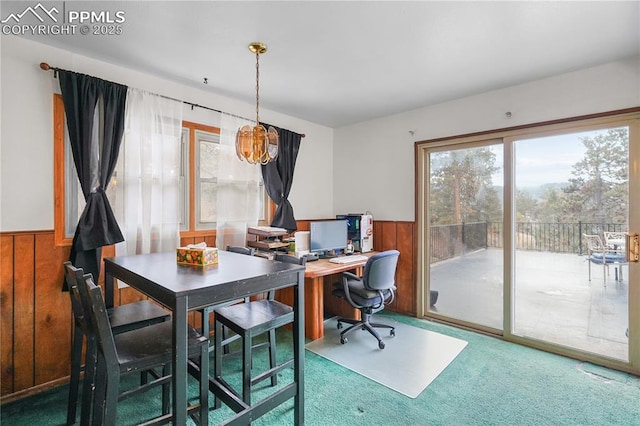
[0,222,416,401]
[0,231,216,402]
[1,231,71,400]
[373,221,416,316]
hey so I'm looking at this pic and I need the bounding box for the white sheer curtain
[216,113,261,249]
[115,88,183,256]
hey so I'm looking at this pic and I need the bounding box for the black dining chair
[76,273,209,425]
[213,252,305,405]
[63,261,170,425]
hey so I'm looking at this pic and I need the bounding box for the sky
[514,133,590,187]
[490,130,610,188]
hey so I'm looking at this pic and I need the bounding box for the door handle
[626,233,639,262]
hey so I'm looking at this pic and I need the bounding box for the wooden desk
[278,252,376,340]
[104,251,305,425]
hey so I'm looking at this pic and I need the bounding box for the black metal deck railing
[429,221,627,263]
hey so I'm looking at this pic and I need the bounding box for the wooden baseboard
[0,376,69,405]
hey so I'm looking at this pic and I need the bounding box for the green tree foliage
[429,127,628,232]
[562,127,628,224]
[535,186,564,223]
[516,190,538,222]
[430,147,501,225]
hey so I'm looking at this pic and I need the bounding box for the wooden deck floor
[428,248,628,361]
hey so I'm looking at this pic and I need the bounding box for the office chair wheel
[378,341,385,350]
[390,329,395,337]
[340,336,348,344]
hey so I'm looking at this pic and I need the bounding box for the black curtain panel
[58,70,127,289]
[261,126,302,232]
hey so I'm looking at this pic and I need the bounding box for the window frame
[54,100,273,246]
[181,121,221,237]
[53,94,69,246]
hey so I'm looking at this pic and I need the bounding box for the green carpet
[2,313,640,425]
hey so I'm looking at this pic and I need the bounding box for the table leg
[294,270,305,425]
[104,269,114,309]
[173,297,188,425]
[305,276,324,340]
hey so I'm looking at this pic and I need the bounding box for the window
[195,130,218,229]
[54,94,119,244]
[54,97,271,246]
[181,121,222,233]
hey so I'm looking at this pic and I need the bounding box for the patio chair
[583,233,626,283]
[604,231,627,251]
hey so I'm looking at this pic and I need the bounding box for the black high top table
[104,251,305,425]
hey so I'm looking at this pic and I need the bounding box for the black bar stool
[213,252,305,405]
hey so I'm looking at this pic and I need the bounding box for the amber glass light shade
[234,42,278,164]
[235,124,279,165]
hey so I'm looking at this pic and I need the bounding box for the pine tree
[430,147,500,225]
[562,127,628,226]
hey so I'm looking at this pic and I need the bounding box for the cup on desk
[345,241,354,255]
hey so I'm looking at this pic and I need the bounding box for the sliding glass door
[425,141,504,331]
[417,112,639,370]
[511,126,631,361]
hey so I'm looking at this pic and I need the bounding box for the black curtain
[58,70,127,289]
[261,126,302,232]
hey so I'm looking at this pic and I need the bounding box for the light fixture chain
[255,51,260,124]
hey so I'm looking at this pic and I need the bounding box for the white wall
[0,35,334,232]
[334,57,640,221]
[3,35,638,230]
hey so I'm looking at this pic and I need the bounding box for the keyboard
[329,255,369,264]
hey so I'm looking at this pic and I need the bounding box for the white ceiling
[10,1,640,127]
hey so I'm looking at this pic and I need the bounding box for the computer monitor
[309,220,348,256]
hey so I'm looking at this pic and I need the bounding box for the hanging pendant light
[235,42,278,165]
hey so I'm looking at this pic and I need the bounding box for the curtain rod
[39,62,305,138]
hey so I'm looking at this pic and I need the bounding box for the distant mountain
[519,182,568,200]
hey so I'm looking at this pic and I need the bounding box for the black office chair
[63,261,170,425]
[332,250,400,349]
[77,273,209,425]
[213,252,305,405]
